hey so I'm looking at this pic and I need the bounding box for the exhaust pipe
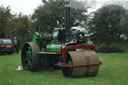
[64,6,71,35]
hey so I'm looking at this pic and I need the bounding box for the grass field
[0,51,128,85]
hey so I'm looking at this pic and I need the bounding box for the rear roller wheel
[21,42,40,71]
[62,50,100,77]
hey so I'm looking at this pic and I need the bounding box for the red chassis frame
[57,45,101,68]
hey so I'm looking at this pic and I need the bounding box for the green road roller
[21,1,102,77]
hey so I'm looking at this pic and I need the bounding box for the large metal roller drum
[68,51,88,77]
[82,51,100,76]
[62,50,100,77]
[21,42,40,71]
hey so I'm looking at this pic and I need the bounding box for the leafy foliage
[89,4,127,44]
[32,0,87,32]
[120,10,128,36]
[7,14,33,47]
[0,6,32,47]
[0,6,12,38]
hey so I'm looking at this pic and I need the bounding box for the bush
[96,42,128,51]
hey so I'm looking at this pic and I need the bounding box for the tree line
[0,0,128,47]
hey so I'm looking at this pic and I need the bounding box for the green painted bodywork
[47,31,61,53]
[53,31,59,41]
[47,42,61,53]
[32,32,61,53]
[68,61,72,65]
[32,32,40,46]
[32,32,41,50]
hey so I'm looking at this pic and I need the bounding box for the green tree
[32,0,87,32]
[89,4,126,44]
[7,14,33,47]
[0,6,12,38]
[120,10,128,37]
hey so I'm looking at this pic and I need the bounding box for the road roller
[21,3,102,77]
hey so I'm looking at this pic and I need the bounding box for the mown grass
[0,51,128,85]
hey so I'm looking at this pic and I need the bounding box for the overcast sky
[0,0,128,15]
[0,0,42,15]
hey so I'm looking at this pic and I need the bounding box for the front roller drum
[62,50,100,77]
[21,42,40,71]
